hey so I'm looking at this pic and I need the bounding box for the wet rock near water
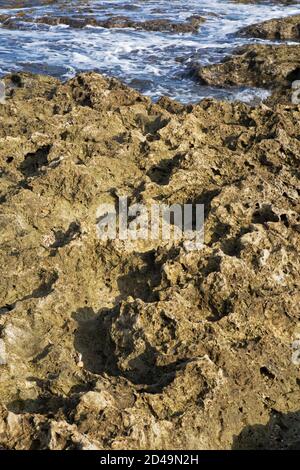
[239,13,300,39]
[0,13,205,33]
[193,44,300,104]
[195,44,300,89]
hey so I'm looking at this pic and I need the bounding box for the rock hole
[260,366,275,380]
[252,204,280,224]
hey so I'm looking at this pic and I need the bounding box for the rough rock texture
[196,44,300,89]
[0,71,299,450]
[195,44,300,104]
[239,14,300,39]
[0,13,205,33]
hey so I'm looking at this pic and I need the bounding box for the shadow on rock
[147,154,184,185]
[8,395,73,416]
[72,306,182,391]
[232,410,300,450]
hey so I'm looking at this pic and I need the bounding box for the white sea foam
[0,0,299,102]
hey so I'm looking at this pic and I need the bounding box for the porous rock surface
[196,44,300,89]
[0,71,299,450]
[239,14,300,40]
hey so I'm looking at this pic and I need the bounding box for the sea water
[0,0,299,103]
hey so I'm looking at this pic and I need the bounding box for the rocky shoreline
[239,13,300,40]
[0,11,300,450]
[0,13,206,33]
